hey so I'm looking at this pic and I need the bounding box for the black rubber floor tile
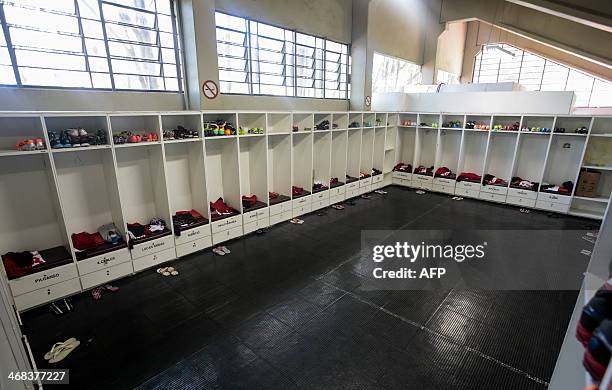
[425,307,484,348]
[383,290,450,324]
[266,294,323,327]
[234,313,294,350]
[406,330,469,377]
[440,290,493,322]
[297,279,346,307]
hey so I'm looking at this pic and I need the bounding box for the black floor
[22,187,598,389]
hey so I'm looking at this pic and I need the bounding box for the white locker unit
[1,110,610,313]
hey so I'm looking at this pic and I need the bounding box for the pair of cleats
[156,267,178,277]
[331,204,344,210]
[519,208,530,213]
[91,284,119,300]
[50,298,73,316]
[289,218,304,225]
[44,338,80,364]
[212,246,230,256]
[163,126,199,140]
[16,139,44,151]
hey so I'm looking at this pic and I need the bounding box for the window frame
[0,0,183,93]
[215,10,350,100]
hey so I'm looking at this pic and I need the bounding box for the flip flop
[360,194,371,199]
[91,287,103,300]
[212,247,225,256]
[290,218,304,225]
[104,284,119,292]
[156,267,170,276]
[44,338,77,360]
[48,339,80,364]
[220,246,231,254]
[331,204,344,210]
[166,267,179,276]
[374,190,387,195]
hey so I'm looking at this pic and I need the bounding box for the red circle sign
[202,80,219,99]
[365,95,371,107]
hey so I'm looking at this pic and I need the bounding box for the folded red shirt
[242,195,258,207]
[393,163,412,172]
[2,252,33,279]
[435,167,452,177]
[457,172,482,182]
[269,192,279,199]
[72,232,105,251]
[292,186,304,196]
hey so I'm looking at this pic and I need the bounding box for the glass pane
[566,70,593,106]
[163,64,177,78]
[4,5,79,34]
[165,77,179,91]
[86,39,108,57]
[217,42,246,58]
[20,68,92,87]
[89,57,109,72]
[590,79,612,107]
[9,27,83,52]
[158,15,174,33]
[114,74,164,89]
[15,49,86,71]
[0,48,12,66]
[540,61,569,91]
[216,28,245,45]
[218,56,246,70]
[106,24,157,44]
[82,20,104,38]
[259,74,284,85]
[220,81,249,94]
[215,12,247,32]
[17,0,76,13]
[91,72,112,88]
[78,0,101,18]
[102,4,156,28]
[254,36,283,52]
[109,41,159,60]
[112,59,160,76]
[260,84,291,96]
[106,0,157,12]
[0,65,16,85]
[162,48,177,64]
[219,69,248,82]
[256,23,285,39]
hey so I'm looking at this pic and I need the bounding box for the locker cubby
[465,115,492,130]
[399,113,417,127]
[0,154,72,274]
[293,113,314,132]
[109,114,161,145]
[458,131,488,178]
[45,114,110,149]
[203,113,237,138]
[555,116,592,134]
[441,114,464,129]
[510,133,550,190]
[267,113,292,134]
[418,114,440,128]
[239,136,268,212]
[414,128,437,175]
[385,127,397,151]
[349,112,362,128]
[346,129,361,182]
[292,133,313,197]
[372,129,385,175]
[569,198,607,220]
[583,137,612,168]
[115,144,172,239]
[375,113,387,127]
[573,169,612,201]
[238,113,266,133]
[164,141,209,224]
[436,129,461,178]
[363,113,375,128]
[54,149,126,259]
[267,134,292,203]
[541,136,586,191]
[396,128,416,168]
[161,113,202,141]
[332,113,348,130]
[313,132,331,191]
[360,128,374,176]
[204,138,241,218]
[387,113,399,127]
[521,116,554,131]
[0,115,46,156]
[483,132,517,185]
[331,131,348,185]
[491,115,520,131]
[590,117,612,135]
[314,113,332,131]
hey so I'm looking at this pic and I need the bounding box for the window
[215,11,350,99]
[0,0,182,92]
[372,52,422,94]
[473,44,612,107]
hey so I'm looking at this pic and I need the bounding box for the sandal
[156,267,171,276]
[166,267,179,276]
[91,287,103,300]
[46,338,80,364]
[104,284,119,292]
[220,246,231,254]
[212,247,225,256]
[44,338,77,360]
[331,204,344,210]
[290,218,304,225]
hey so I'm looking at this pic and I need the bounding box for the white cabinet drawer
[14,278,81,312]
[270,210,292,225]
[131,234,175,260]
[77,248,131,275]
[243,208,268,223]
[211,215,242,234]
[507,188,537,200]
[359,177,372,187]
[292,195,311,207]
[243,217,270,235]
[392,171,411,180]
[535,200,569,213]
[372,175,383,184]
[479,192,506,203]
[481,185,508,195]
[9,263,78,296]
[292,203,312,217]
[372,181,384,190]
[506,195,536,208]
[174,224,211,246]
[212,225,243,245]
[538,192,571,205]
[133,247,176,272]
[433,177,454,186]
[330,194,344,204]
[346,182,359,191]
[80,261,133,290]
[312,199,330,211]
[433,184,455,194]
[346,188,359,198]
[454,187,479,198]
[359,185,371,194]
[457,181,481,191]
[330,186,345,197]
[176,236,212,257]
[270,201,291,216]
[313,190,329,201]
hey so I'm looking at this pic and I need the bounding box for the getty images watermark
[359,230,591,290]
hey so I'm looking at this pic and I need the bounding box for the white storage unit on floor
[268,132,293,225]
[205,133,242,245]
[312,131,331,210]
[239,131,270,234]
[330,128,348,204]
[372,113,386,190]
[292,130,313,217]
[1,110,610,313]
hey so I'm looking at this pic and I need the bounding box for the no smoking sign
[202,80,219,99]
